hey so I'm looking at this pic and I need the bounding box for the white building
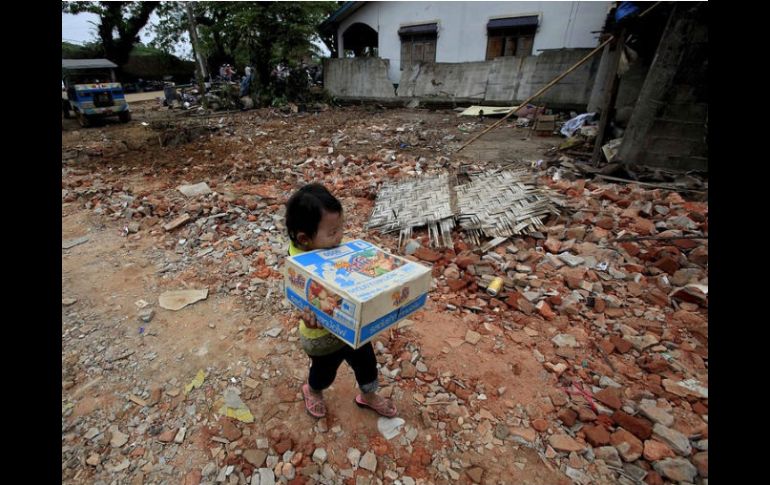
[322,1,612,83]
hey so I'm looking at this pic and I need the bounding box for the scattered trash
[184,369,206,395]
[560,113,596,137]
[159,289,208,311]
[602,138,623,163]
[377,416,406,440]
[218,387,255,423]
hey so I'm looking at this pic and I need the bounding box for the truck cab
[62,58,131,127]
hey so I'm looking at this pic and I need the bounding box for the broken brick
[583,424,611,447]
[558,408,578,427]
[612,411,653,440]
[594,388,622,410]
[414,247,441,262]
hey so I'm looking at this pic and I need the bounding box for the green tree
[62,1,160,69]
[152,2,335,88]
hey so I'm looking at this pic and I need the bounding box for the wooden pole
[591,31,625,166]
[457,36,614,153]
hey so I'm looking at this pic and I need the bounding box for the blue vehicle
[62,58,131,127]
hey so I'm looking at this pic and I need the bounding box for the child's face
[306,210,344,250]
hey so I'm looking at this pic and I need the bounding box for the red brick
[601,190,621,202]
[620,242,641,256]
[612,411,652,440]
[536,301,556,320]
[610,335,632,353]
[274,438,293,455]
[577,407,598,422]
[632,217,655,235]
[414,247,441,262]
[594,388,622,410]
[544,238,562,253]
[598,339,615,355]
[455,253,480,269]
[558,408,578,427]
[610,429,643,462]
[446,278,468,292]
[644,288,671,308]
[653,256,680,275]
[693,452,708,477]
[692,401,708,415]
[643,440,676,461]
[594,297,606,313]
[532,419,549,432]
[583,424,611,447]
[597,217,615,230]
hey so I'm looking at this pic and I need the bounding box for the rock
[400,361,416,379]
[283,463,296,480]
[612,411,653,440]
[347,448,361,468]
[138,308,155,323]
[549,434,585,452]
[624,334,659,351]
[583,425,611,446]
[178,182,212,197]
[466,467,484,483]
[258,468,276,485]
[594,446,622,468]
[62,298,78,306]
[443,265,461,280]
[244,450,268,467]
[653,458,697,483]
[693,451,708,477]
[86,453,100,466]
[599,376,622,388]
[312,448,327,464]
[644,471,664,485]
[465,330,481,345]
[610,429,643,462]
[377,417,406,440]
[544,362,568,375]
[536,300,556,320]
[643,440,676,462]
[652,424,692,456]
[416,361,428,373]
[175,426,187,443]
[638,401,675,427]
[158,288,208,310]
[359,451,377,472]
[544,238,562,254]
[109,426,129,447]
[551,333,579,348]
[558,252,585,268]
[558,408,578,427]
[105,459,130,473]
[265,327,283,338]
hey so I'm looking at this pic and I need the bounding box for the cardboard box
[284,240,432,348]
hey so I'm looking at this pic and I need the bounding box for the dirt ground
[62,102,706,485]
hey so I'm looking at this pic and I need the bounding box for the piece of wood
[457,35,615,152]
[592,32,626,166]
[595,174,706,193]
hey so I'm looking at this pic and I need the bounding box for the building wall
[337,1,611,82]
[324,48,600,109]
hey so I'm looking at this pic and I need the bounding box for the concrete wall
[338,1,611,83]
[322,57,396,98]
[325,49,599,108]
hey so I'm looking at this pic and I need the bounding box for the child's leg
[346,342,397,417]
[308,348,347,392]
[343,342,379,392]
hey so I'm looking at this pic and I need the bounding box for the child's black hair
[285,183,343,246]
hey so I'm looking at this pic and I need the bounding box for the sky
[62,9,330,61]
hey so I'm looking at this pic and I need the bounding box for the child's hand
[301,307,321,329]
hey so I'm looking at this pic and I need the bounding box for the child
[285,183,397,419]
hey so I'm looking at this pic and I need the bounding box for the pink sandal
[302,383,326,418]
[355,394,397,418]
